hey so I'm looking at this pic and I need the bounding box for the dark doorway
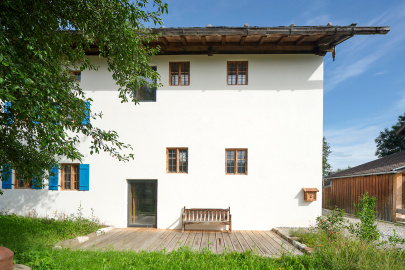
[128,180,157,227]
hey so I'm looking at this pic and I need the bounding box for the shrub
[316,208,347,237]
[348,191,380,242]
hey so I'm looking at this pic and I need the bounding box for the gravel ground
[277,209,405,249]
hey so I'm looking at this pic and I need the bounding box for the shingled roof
[325,150,405,179]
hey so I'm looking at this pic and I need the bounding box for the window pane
[227,160,235,173]
[238,63,246,85]
[181,63,189,85]
[237,160,246,174]
[64,165,71,189]
[226,150,235,160]
[178,150,187,173]
[74,165,79,190]
[170,63,179,85]
[168,150,177,172]
[228,63,237,85]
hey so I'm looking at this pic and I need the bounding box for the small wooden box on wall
[302,188,319,202]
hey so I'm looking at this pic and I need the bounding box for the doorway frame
[127,179,158,228]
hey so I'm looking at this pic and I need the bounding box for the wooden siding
[322,174,394,222]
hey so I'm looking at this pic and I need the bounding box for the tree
[323,136,332,176]
[375,113,405,158]
[0,0,168,192]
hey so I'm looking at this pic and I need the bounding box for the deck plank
[199,231,210,251]
[263,231,302,255]
[155,230,177,251]
[208,231,217,252]
[246,230,273,256]
[174,231,191,250]
[228,231,243,252]
[234,231,251,252]
[222,231,234,252]
[164,230,183,252]
[192,232,203,251]
[215,232,225,253]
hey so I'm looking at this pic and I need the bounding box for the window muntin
[226,149,247,175]
[170,62,190,86]
[61,164,79,190]
[135,66,157,102]
[227,61,248,85]
[166,148,188,173]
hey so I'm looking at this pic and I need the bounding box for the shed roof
[325,150,405,179]
[147,25,389,56]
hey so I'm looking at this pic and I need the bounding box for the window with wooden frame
[61,164,80,190]
[134,66,157,101]
[169,62,190,86]
[227,61,248,85]
[225,149,247,175]
[71,71,81,82]
[14,173,32,189]
[166,148,188,173]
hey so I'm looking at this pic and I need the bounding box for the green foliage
[323,136,332,176]
[0,0,168,191]
[348,192,380,242]
[0,210,103,263]
[290,228,405,270]
[316,208,347,237]
[388,229,405,247]
[375,113,405,158]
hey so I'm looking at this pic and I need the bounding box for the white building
[1,26,388,230]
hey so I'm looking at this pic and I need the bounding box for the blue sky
[153,0,405,170]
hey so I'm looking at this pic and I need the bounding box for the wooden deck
[74,228,302,257]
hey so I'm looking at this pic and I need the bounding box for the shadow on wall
[0,190,59,218]
[295,189,312,207]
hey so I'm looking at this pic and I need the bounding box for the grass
[291,228,405,270]
[2,213,405,269]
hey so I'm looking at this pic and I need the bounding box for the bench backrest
[183,207,230,222]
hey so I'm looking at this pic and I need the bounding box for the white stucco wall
[1,54,323,230]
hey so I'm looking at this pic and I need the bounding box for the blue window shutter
[79,164,89,191]
[32,175,42,189]
[5,102,12,124]
[49,166,59,191]
[2,164,12,189]
[82,102,90,125]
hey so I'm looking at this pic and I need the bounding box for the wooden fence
[322,174,394,222]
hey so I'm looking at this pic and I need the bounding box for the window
[170,62,190,86]
[71,71,81,82]
[61,164,80,190]
[226,149,247,175]
[15,173,32,189]
[227,61,248,85]
[166,148,188,173]
[135,66,157,102]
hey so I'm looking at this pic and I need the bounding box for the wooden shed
[323,150,405,222]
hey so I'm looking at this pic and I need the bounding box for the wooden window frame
[61,163,80,191]
[227,61,248,85]
[14,172,32,189]
[169,62,190,86]
[166,148,188,173]
[225,149,248,175]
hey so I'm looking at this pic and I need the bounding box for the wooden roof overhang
[148,25,390,56]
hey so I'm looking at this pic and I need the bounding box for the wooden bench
[182,207,232,233]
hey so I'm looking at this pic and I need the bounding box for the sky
[148,0,405,170]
